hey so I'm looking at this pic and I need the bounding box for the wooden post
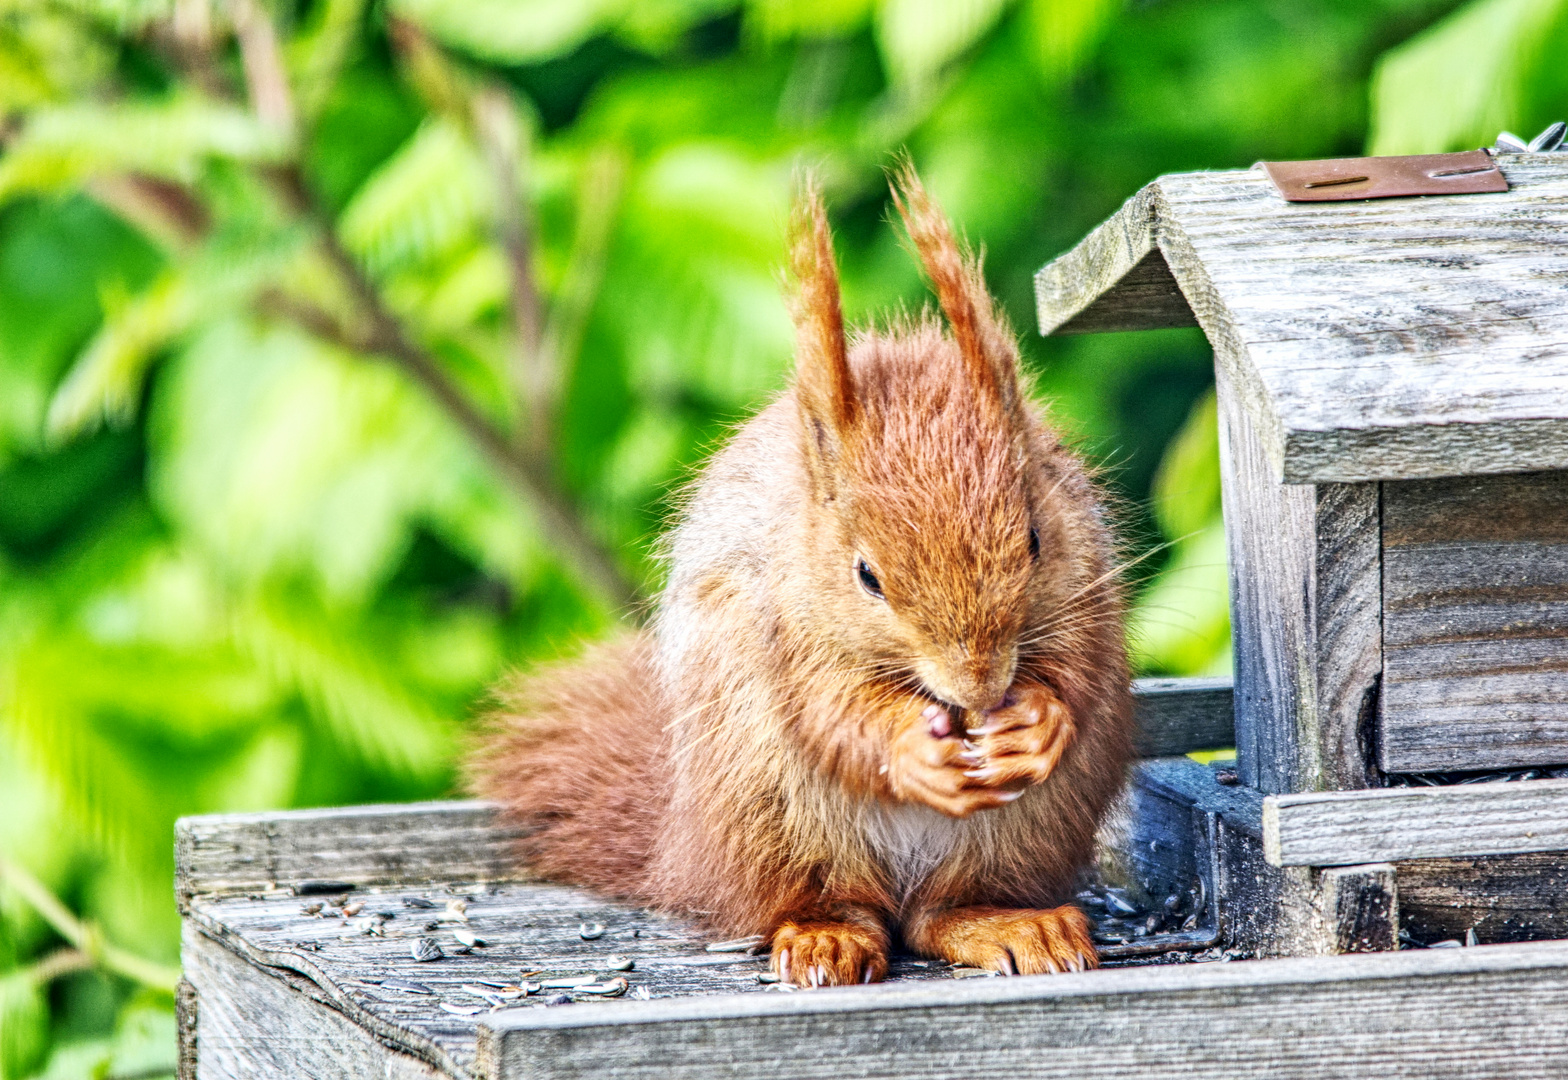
[1215,366,1382,794]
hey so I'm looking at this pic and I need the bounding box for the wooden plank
[1380,471,1568,771]
[183,925,449,1080]
[1315,864,1397,954]
[1037,154,1568,484]
[1217,364,1381,795]
[1398,852,1568,945]
[1131,676,1233,756]
[1262,778,1568,866]
[477,940,1568,1080]
[175,802,530,904]
[1033,186,1197,335]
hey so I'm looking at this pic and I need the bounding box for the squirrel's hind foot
[770,917,889,987]
[908,905,1096,975]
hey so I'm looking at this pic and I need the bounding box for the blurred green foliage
[0,0,1563,1074]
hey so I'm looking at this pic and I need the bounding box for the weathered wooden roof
[1035,154,1568,483]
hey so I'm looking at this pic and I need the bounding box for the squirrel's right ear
[787,180,856,468]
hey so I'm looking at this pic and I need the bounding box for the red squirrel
[471,165,1133,986]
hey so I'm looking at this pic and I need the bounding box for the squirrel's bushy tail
[468,633,669,899]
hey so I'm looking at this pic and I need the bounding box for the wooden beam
[175,802,529,903]
[1033,185,1198,335]
[1131,676,1233,756]
[1263,778,1568,866]
[478,940,1568,1080]
[1217,364,1382,795]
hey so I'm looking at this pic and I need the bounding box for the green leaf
[1368,0,1568,155]
[1023,0,1119,83]
[388,0,625,65]
[0,98,288,204]
[337,119,491,278]
[0,968,47,1080]
[1127,517,1230,677]
[1149,387,1219,543]
[745,0,874,40]
[876,0,1014,86]
[44,271,193,441]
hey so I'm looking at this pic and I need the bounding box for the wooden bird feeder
[1036,148,1568,959]
[175,151,1568,1080]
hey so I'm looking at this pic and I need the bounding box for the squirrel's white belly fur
[862,802,969,900]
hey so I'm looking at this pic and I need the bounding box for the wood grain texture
[175,802,530,904]
[1131,676,1234,756]
[1263,777,1568,866]
[1381,471,1568,771]
[1037,154,1568,484]
[1034,186,1197,335]
[1317,864,1397,954]
[479,940,1568,1080]
[1218,365,1382,795]
[1398,852,1568,945]
[184,925,446,1080]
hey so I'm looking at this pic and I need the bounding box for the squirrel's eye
[1028,527,1041,561]
[856,558,885,600]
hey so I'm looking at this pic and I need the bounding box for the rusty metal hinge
[1260,150,1507,203]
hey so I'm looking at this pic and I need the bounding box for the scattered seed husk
[439,1003,484,1016]
[403,897,436,909]
[951,967,998,978]
[602,956,634,971]
[300,902,323,916]
[327,894,349,907]
[1466,928,1479,947]
[545,994,572,1006]
[540,976,599,989]
[519,981,541,995]
[1429,939,1463,949]
[757,971,780,984]
[575,978,628,997]
[341,902,364,917]
[705,935,765,953]
[411,937,444,962]
[452,928,485,948]
[470,979,512,989]
[629,986,652,1001]
[446,898,468,916]
[381,979,433,995]
[579,922,606,940]
[1103,892,1138,916]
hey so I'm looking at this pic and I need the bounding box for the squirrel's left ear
[889,159,1021,417]
[787,178,857,479]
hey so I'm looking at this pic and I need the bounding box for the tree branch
[229,10,641,614]
[472,85,549,457]
[0,858,181,993]
[254,180,643,617]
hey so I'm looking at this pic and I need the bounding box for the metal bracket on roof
[1260,150,1508,203]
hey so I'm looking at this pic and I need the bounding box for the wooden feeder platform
[178,682,1568,1079]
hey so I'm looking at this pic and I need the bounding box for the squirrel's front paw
[771,920,888,987]
[884,704,1028,818]
[917,905,1097,975]
[962,682,1076,790]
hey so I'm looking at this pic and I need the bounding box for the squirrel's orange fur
[470,165,1133,986]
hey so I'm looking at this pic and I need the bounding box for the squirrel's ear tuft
[889,157,1019,415]
[787,177,856,443]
